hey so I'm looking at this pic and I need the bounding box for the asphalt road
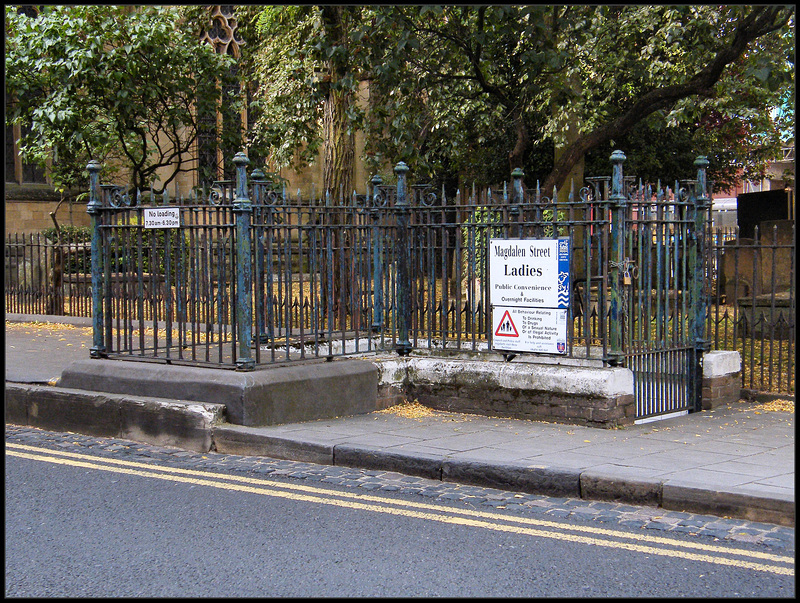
[5,428,794,598]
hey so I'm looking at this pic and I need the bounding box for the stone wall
[374,351,743,427]
[373,355,637,429]
[701,350,742,410]
[6,184,90,234]
[719,219,794,300]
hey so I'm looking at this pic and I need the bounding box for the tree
[242,5,794,195]
[5,5,237,193]
[251,6,373,325]
[362,5,561,185]
[251,5,369,196]
[359,5,793,191]
[545,5,794,192]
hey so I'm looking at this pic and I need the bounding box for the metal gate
[605,153,710,421]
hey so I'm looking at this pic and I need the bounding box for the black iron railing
[6,153,794,400]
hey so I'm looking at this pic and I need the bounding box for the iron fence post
[370,174,384,332]
[691,155,711,411]
[86,159,106,359]
[510,167,524,238]
[395,161,412,356]
[608,150,627,365]
[233,152,254,370]
[251,168,270,345]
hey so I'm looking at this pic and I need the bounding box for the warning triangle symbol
[494,310,519,337]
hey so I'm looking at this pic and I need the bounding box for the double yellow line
[6,442,794,576]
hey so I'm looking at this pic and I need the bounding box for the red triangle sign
[494,310,519,337]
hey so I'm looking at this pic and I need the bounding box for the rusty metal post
[510,167,524,238]
[394,161,412,356]
[250,168,270,345]
[608,150,627,365]
[690,155,711,411]
[233,152,254,370]
[86,159,106,359]
[370,174,384,332]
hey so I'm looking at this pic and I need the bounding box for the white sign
[143,207,180,229]
[489,238,570,355]
[489,238,570,309]
[492,306,568,354]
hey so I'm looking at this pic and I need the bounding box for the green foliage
[541,209,567,238]
[5,6,236,192]
[40,225,92,274]
[41,225,91,245]
[247,5,793,191]
[574,6,793,188]
[461,206,503,279]
[249,6,326,170]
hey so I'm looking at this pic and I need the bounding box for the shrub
[109,213,189,279]
[41,225,92,274]
[41,225,91,244]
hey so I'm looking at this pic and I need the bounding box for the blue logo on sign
[558,238,569,259]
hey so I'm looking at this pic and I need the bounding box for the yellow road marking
[6,444,793,576]
[6,442,791,564]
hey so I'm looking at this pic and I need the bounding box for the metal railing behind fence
[708,222,795,394]
[5,231,92,317]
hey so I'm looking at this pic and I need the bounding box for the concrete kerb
[660,481,796,527]
[5,382,225,453]
[211,424,335,466]
[210,426,584,497]
[333,444,444,481]
[442,458,582,498]
[208,427,795,527]
[6,382,795,526]
[579,468,663,507]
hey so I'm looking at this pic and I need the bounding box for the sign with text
[489,238,569,309]
[143,207,180,229]
[491,306,568,354]
[489,238,570,354]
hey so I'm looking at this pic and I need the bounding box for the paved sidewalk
[5,314,795,526]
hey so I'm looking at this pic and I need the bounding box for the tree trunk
[320,6,357,329]
[322,87,355,198]
[46,204,64,316]
[507,107,528,173]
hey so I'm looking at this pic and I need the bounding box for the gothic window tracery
[197,5,247,186]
